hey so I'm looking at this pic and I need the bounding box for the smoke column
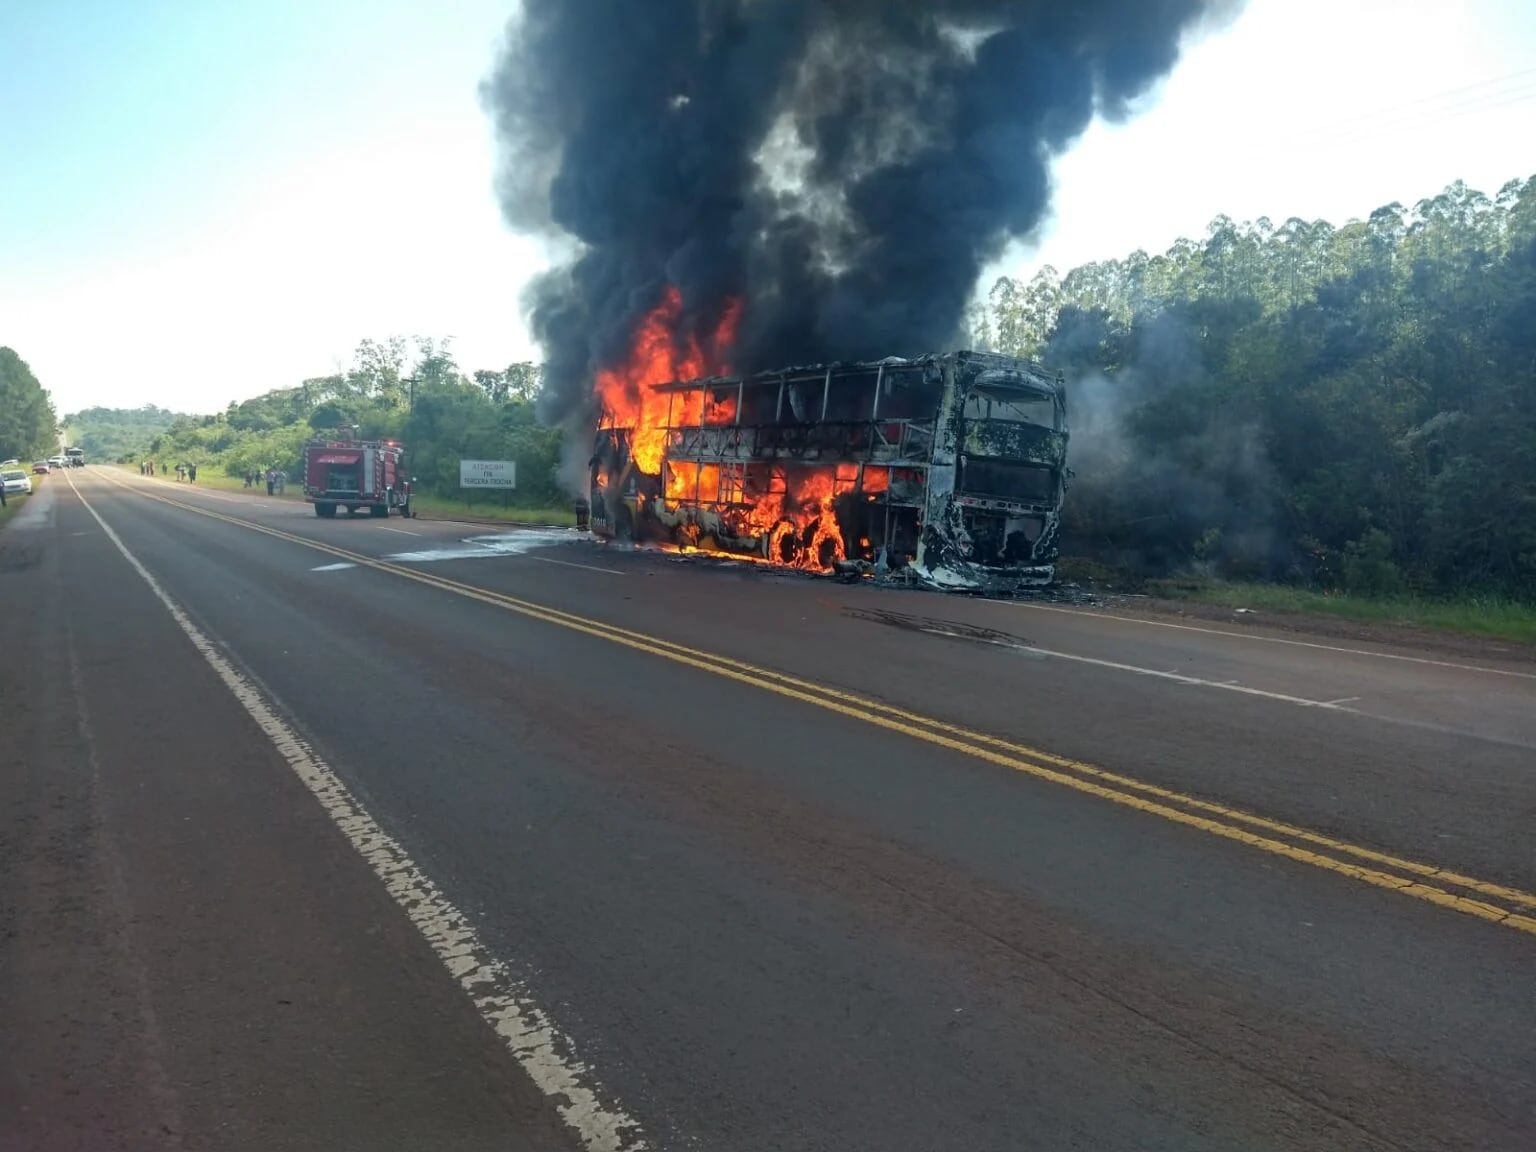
[483,0,1239,430]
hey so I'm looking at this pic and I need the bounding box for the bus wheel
[766,520,801,565]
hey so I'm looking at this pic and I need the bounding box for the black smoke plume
[483,0,1238,434]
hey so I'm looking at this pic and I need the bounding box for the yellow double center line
[90,469,1536,937]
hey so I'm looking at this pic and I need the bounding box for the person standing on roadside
[188,463,198,483]
[266,468,276,496]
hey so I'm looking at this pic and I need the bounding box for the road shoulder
[1079,591,1536,668]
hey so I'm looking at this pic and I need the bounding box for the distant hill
[63,405,197,461]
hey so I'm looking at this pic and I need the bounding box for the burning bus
[588,349,1070,593]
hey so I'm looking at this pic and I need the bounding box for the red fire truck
[302,432,414,518]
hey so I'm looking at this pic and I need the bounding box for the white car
[1,470,33,495]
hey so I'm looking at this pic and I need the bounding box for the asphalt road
[3,467,1534,1151]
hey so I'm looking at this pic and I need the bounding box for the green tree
[0,347,58,460]
[348,336,410,405]
[136,336,566,509]
[987,174,1536,599]
[504,361,544,403]
[64,404,187,461]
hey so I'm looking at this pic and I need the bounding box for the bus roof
[646,349,1062,395]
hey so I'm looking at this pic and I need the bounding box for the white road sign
[459,459,517,489]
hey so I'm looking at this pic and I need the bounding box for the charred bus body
[589,351,1069,593]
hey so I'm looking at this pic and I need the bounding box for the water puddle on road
[384,528,586,564]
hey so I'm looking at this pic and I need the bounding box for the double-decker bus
[588,350,1070,593]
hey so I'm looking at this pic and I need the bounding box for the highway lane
[106,467,1536,889]
[3,466,1533,1150]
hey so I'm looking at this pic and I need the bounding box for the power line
[1320,65,1536,131]
[1253,70,1536,154]
[1306,83,1536,152]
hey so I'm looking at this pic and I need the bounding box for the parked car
[1,469,34,495]
[32,461,50,474]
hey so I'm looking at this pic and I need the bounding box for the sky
[2,0,1534,417]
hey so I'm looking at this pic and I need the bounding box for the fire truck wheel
[370,504,388,518]
[315,503,337,518]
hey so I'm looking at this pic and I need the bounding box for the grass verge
[410,493,577,527]
[0,471,44,529]
[119,466,305,499]
[194,471,303,498]
[115,465,576,525]
[1146,578,1536,647]
[0,489,30,529]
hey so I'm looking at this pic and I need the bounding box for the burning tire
[764,515,844,571]
[766,520,801,565]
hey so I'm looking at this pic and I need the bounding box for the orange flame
[737,467,850,570]
[595,285,881,572]
[596,288,739,474]
[665,461,724,504]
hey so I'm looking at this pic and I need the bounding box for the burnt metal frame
[603,351,1067,579]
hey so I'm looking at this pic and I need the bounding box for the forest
[82,338,565,510]
[62,404,191,463]
[0,347,58,462]
[974,176,1536,601]
[64,175,1536,603]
